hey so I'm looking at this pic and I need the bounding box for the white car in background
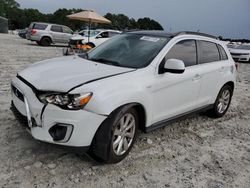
[69,29,121,48]
[228,44,250,62]
[11,31,236,163]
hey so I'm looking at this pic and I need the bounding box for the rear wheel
[36,41,41,45]
[89,106,139,163]
[208,85,233,118]
[40,37,51,46]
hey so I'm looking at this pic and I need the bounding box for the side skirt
[145,104,213,133]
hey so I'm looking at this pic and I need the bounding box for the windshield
[235,45,250,50]
[84,33,169,68]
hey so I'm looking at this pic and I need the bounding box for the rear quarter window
[199,41,220,64]
[33,23,48,30]
[218,45,228,60]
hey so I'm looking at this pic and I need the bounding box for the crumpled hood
[18,56,134,92]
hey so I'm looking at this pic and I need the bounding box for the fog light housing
[49,124,73,142]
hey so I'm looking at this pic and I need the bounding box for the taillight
[235,63,239,71]
[31,29,37,35]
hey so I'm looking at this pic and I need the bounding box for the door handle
[193,74,201,81]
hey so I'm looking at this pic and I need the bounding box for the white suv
[11,31,236,163]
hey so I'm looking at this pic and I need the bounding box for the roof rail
[175,31,218,39]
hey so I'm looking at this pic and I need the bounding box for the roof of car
[32,22,68,27]
[127,30,218,39]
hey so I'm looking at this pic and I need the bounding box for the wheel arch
[40,35,53,43]
[107,102,147,132]
[88,102,147,162]
[223,81,235,92]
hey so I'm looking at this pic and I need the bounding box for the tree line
[0,0,163,31]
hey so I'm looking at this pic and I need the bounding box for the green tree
[137,17,163,30]
[49,8,85,30]
[2,0,164,31]
[104,13,163,30]
[0,0,20,17]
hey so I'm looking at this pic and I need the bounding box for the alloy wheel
[112,113,136,156]
[217,89,231,114]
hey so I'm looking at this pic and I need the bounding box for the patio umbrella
[67,10,111,42]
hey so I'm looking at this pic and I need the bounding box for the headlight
[38,92,92,110]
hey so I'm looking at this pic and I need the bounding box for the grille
[230,52,249,56]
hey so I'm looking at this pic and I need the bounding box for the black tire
[208,85,233,118]
[36,41,41,45]
[40,37,51,46]
[89,105,139,163]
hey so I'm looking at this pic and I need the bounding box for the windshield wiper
[89,58,121,67]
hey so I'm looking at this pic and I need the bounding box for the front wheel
[208,85,233,118]
[89,106,139,163]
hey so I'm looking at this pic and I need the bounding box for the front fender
[70,69,155,127]
[89,90,151,124]
[73,87,152,127]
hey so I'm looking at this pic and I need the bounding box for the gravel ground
[0,34,250,188]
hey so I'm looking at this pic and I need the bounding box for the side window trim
[195,40,198,65]
[216,44,222,61]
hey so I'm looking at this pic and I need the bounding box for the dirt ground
[0,34,249,188]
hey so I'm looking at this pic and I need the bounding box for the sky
[16,0,250,39]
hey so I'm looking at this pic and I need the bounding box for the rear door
[50,25,64,42]
[151,39,202,123]
[196,40,222,107]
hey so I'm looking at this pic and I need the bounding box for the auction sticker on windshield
[140,36,160,42]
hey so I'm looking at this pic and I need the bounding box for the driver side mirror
[159,59,185,74]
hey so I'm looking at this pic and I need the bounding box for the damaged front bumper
[11,76,107,148]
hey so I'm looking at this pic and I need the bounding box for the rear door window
[199,41,220,63]
[33,23,48,30]
[51,25,63,33]
[165,40,197,67]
